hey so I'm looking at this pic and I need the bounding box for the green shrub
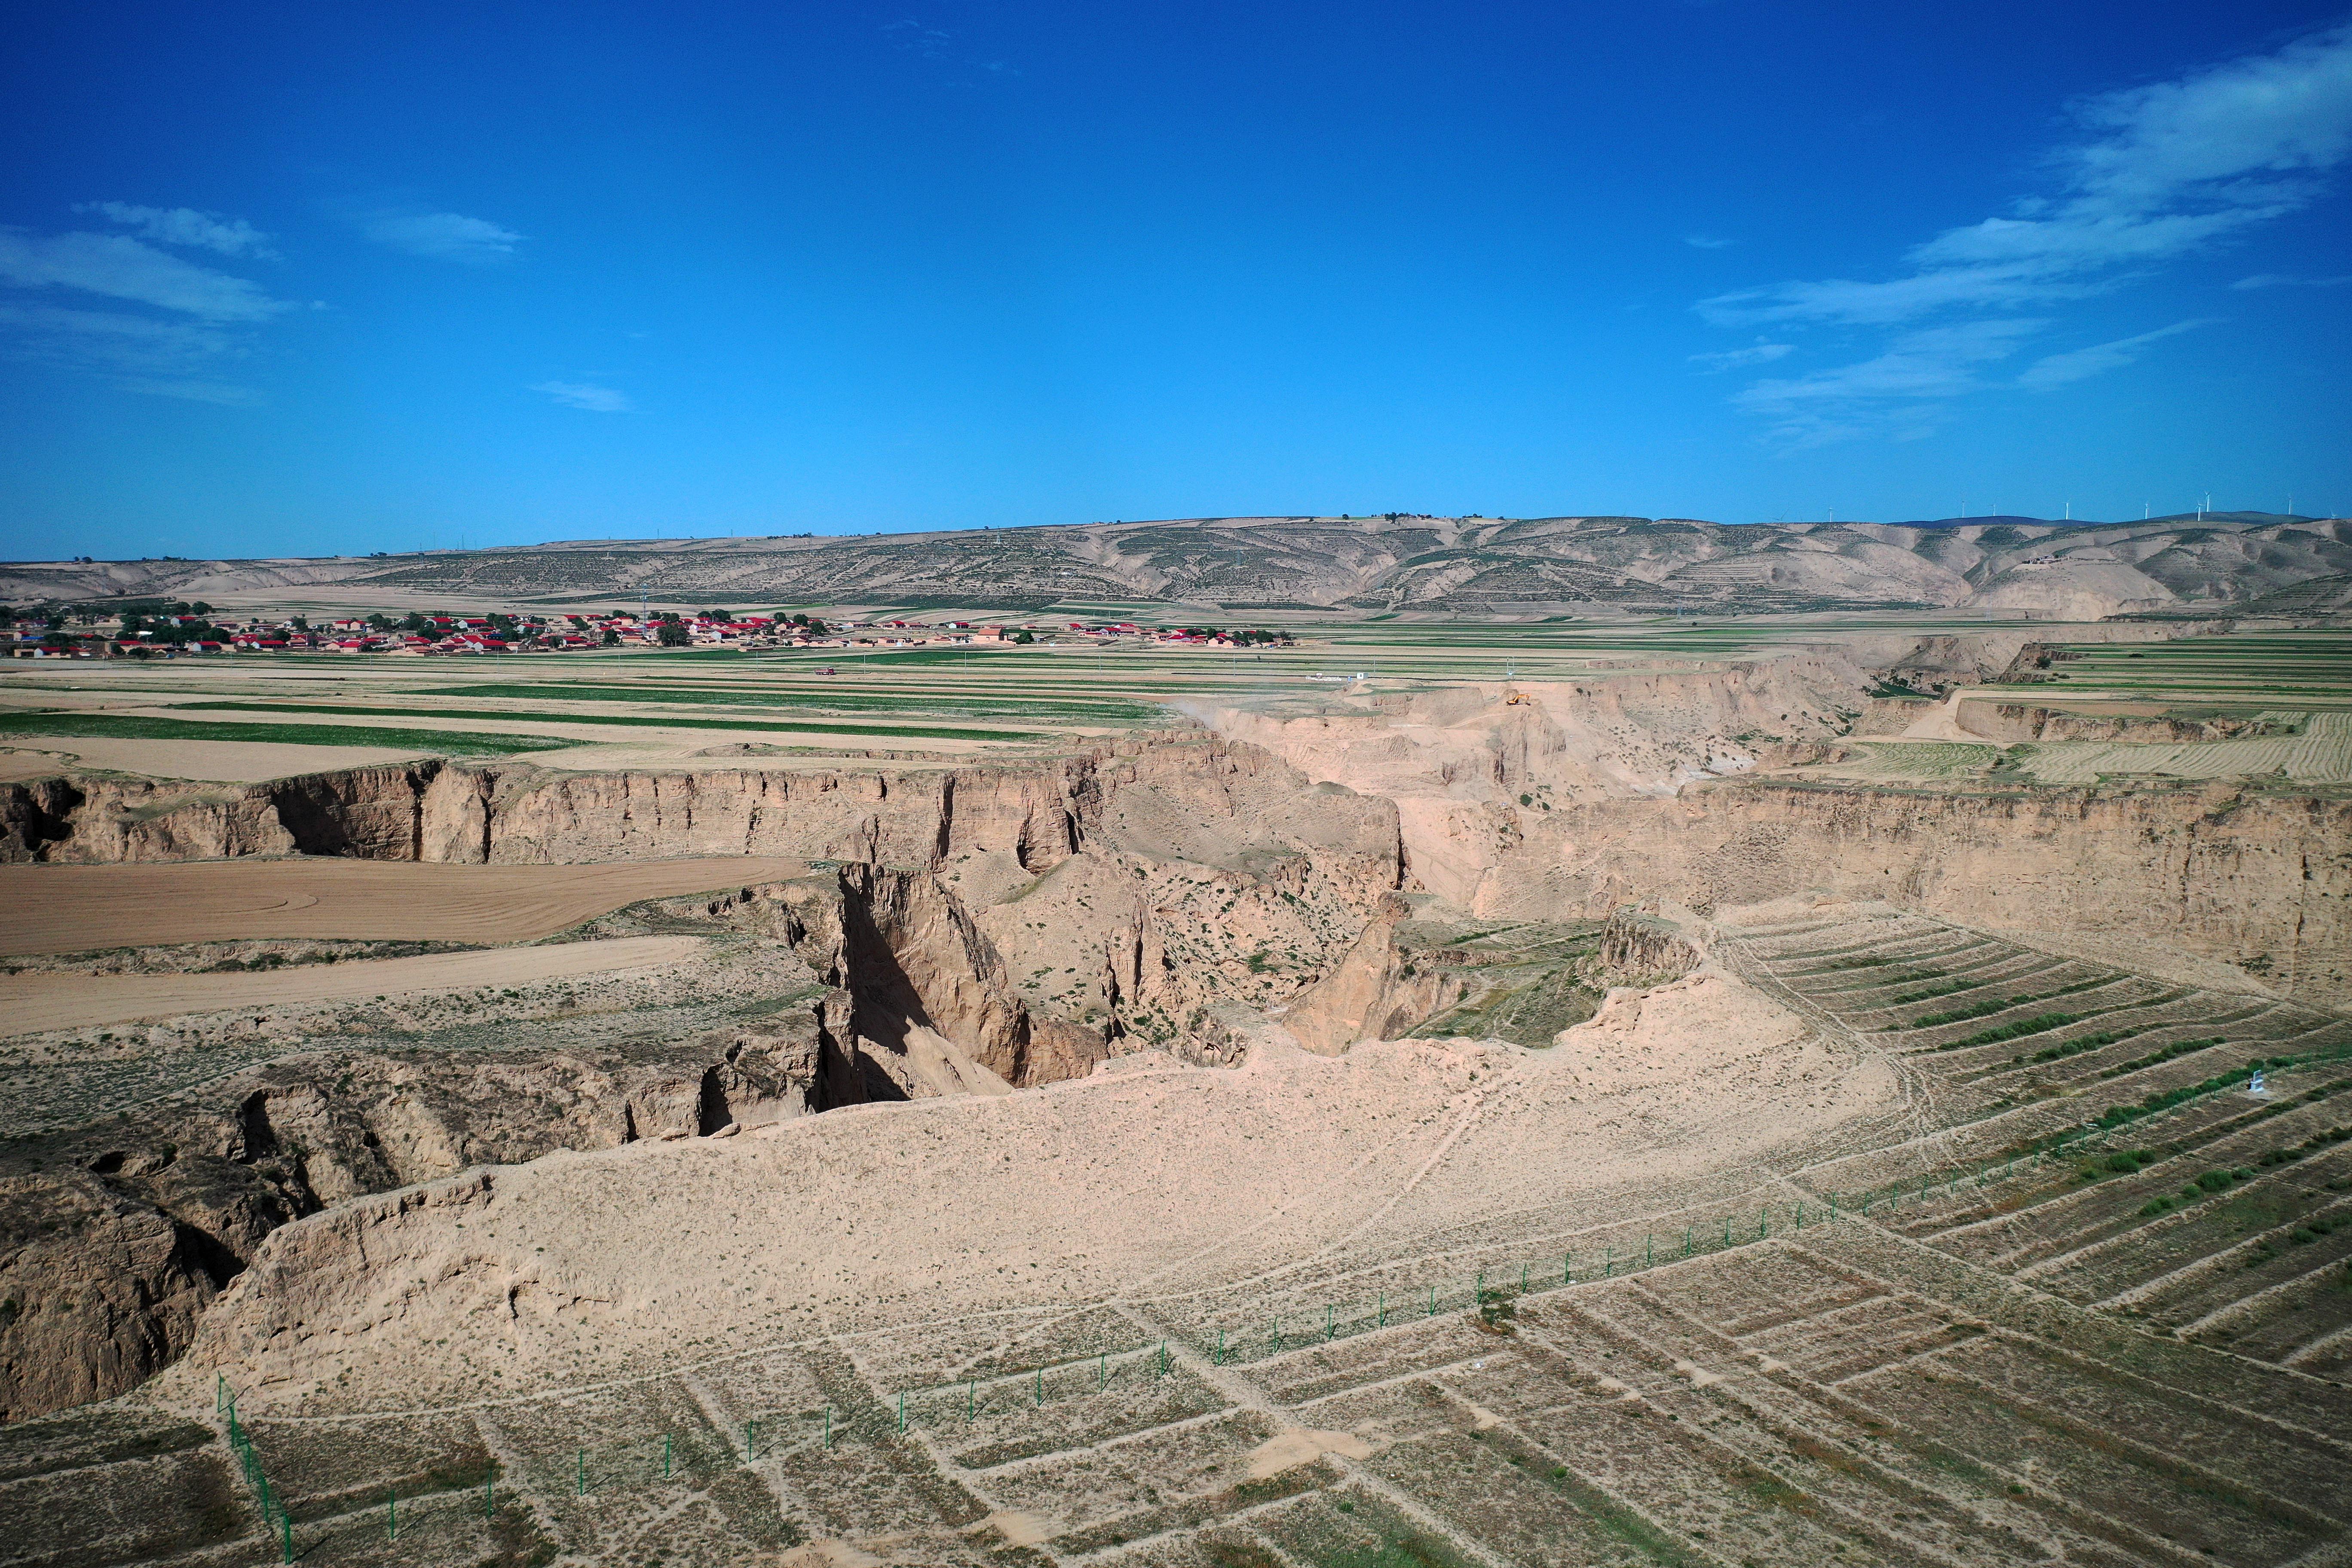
[2139,1197,2175,1217]
[2197,1169,2237,1192]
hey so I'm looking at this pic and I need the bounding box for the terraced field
[13,905,2352,1568]
[2015,710,2352,785]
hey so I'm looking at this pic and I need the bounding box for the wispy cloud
[0,229,293,320]
[0,208,294,401]
[532,380,631,412]
[1733,320,2046,447]
[0,302,257,401]
[883,18,954,57]
[75,202,277,259]
[1683,234,1735,249]
[2016,318,2213,391]
[1696,22,2352,441]
[1689,340,1792,371]
[2232,270,2352,288]
[882,17,1017,76]
[360,209,523,263]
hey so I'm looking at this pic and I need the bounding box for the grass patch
[1932,1012,2082,1051]
[2009,1024,2154,1067]
[170,701,1046,744]
[1893,975,2116,1031]
[2100,1036,2227,1078]
[1891,980,1975,1004]
[429,680,1161,723]
[0,711,569,756]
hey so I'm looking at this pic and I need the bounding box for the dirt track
[0,855,809,956]
[0,933,707,1035]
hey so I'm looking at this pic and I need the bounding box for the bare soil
[0,933,708,1035]
[0,854,809,956]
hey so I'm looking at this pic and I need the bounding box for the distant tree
[707,607,733,622]
[1012,630,1034,644]
[290,615,309,631]
[402,611,428,631]
[601,627,621,646]
[802,617,827,635]
[656,622,690,646]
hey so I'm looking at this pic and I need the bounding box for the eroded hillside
[6,511,2349,617]
[1,624,2348,1568]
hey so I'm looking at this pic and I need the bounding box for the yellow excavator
[1502,664,1528,704]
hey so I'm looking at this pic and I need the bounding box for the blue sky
[3,2,2349,557]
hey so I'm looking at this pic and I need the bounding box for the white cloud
[361,209,523,263]
[1733,319,2045,447]
[2233,271,2352,288]
[1683,234,1735,249]
[0,302,257,403]
[1720,21,2352,326]
[75,202,276,259]
[533,380,631,412]
[1688,341,1792,371]
[2015,318,2212,390]
[0,229,292,320]
[1695,22,2352,443]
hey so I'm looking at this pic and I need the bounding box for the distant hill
[6,513,2349,619]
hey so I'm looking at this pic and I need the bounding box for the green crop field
[168,701,1050,744]
[1983,632,2352,709]
[0,711,573,756]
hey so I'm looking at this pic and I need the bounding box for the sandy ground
[0,855,809,956]
[170,975,1894,1416]
[1,738,438,781]
[1898,689,1979,741]
[0,747,76,781]
[0,933,707,1035]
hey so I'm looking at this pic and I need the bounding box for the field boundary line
[1514,1312,1993,1568]
[1413,1375,1752,1568]
[2099,1191,2352,1316]
[1786,1218,2352,1449]
[1107,1300,1515,1568]
[1586,1277,2223,1568]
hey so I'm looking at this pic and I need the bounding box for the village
[2,602,1298,659]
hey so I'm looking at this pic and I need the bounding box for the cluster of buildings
[6,606,1295,659]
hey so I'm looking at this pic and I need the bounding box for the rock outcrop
[1479,781,2352,1008]
[0,998,858,1422]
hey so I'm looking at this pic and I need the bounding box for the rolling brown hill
[7,511,2348,618]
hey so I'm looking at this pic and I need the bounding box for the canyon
[0,619,2347,1568]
